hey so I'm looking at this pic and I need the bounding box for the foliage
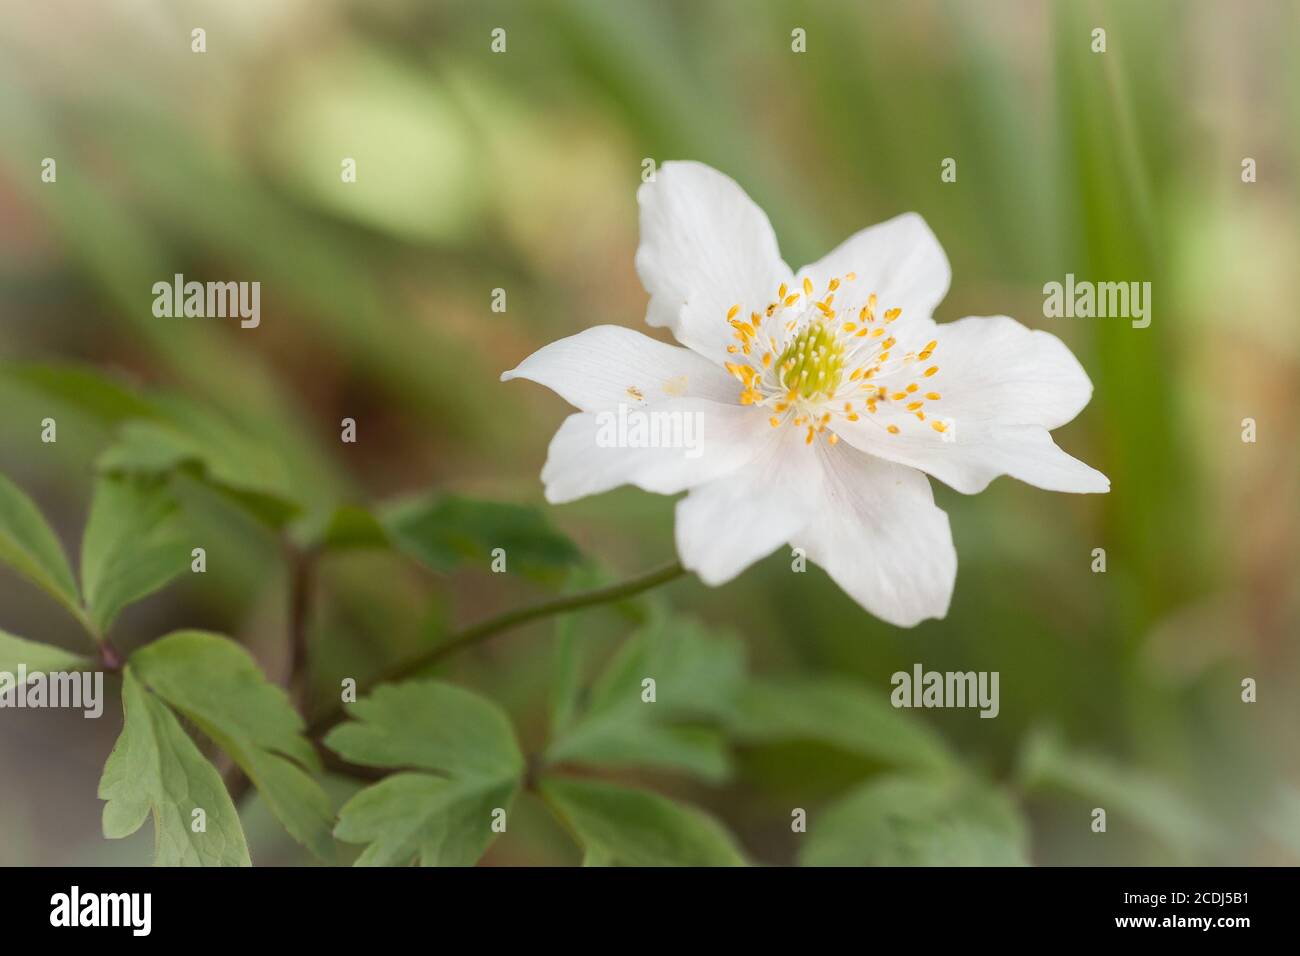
[0,347,1259,867]
[1,0,1293,868]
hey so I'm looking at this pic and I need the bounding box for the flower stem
[226,542,321,806]
[304,559,685,740]
[286,544,317,713]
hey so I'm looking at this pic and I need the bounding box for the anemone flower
[503,161,1107,626]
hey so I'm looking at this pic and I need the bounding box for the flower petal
[636,161,792,363]
[674,424,821,586]
[794,212,950,332]
[916,315,1094,429]
[540,399,766,504]
[794,443,956,628]
[836,315,1108,494]
[501,325,736,411]
[839,420,1109,495]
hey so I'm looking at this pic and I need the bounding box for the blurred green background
[0,0,1297,865]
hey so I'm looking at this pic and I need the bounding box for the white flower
[503,161,1108,627]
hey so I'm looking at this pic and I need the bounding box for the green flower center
[777,322,845,400]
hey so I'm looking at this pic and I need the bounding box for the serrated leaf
[382,494,580,581]
[540,777,747,867]
[130,631,334,861]
[1017,727,1217,852]
[727,677,957,774]
[0,473,81,618]
[800,774,1029,866]
[325,681,524,866]
[80,474,191,633]
[546,613,743,783]
[326,681,523,777]
[0,629,94,680]
[334,773,517,867]
[99,669,251,866]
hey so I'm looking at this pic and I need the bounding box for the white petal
[836,315,1107,494]
[675,424,821,586]
[794,213,950,332]
[914,315,1094,429]
[540,399,766,504]
[501,325,736,411]
[794,443,956,628]
[839,421,1109,496]
[636,161,792,363]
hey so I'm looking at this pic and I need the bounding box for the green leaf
[96,397,302,528]
[325,681,524,866]
[553,574,603,738]
[547,613,743,783]
[313,504,391,550]
[130,632,334,861]
[0,472,81,619]
[326,681,522,776]
[99,669,251,866]
[548,564,632,741]
[540,777,747,867]
[333,773,517,867]
[382,494,581,581]
[0,362,158,426]
[79,474,191,634]
[96,421,198,474]
[800,774,1030,866]
[727,677,957,774]
[1017,728,1217,852]
[549,603,585,742]
[0,629,94,679]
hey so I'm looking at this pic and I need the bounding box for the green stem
[305,560,685,740]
